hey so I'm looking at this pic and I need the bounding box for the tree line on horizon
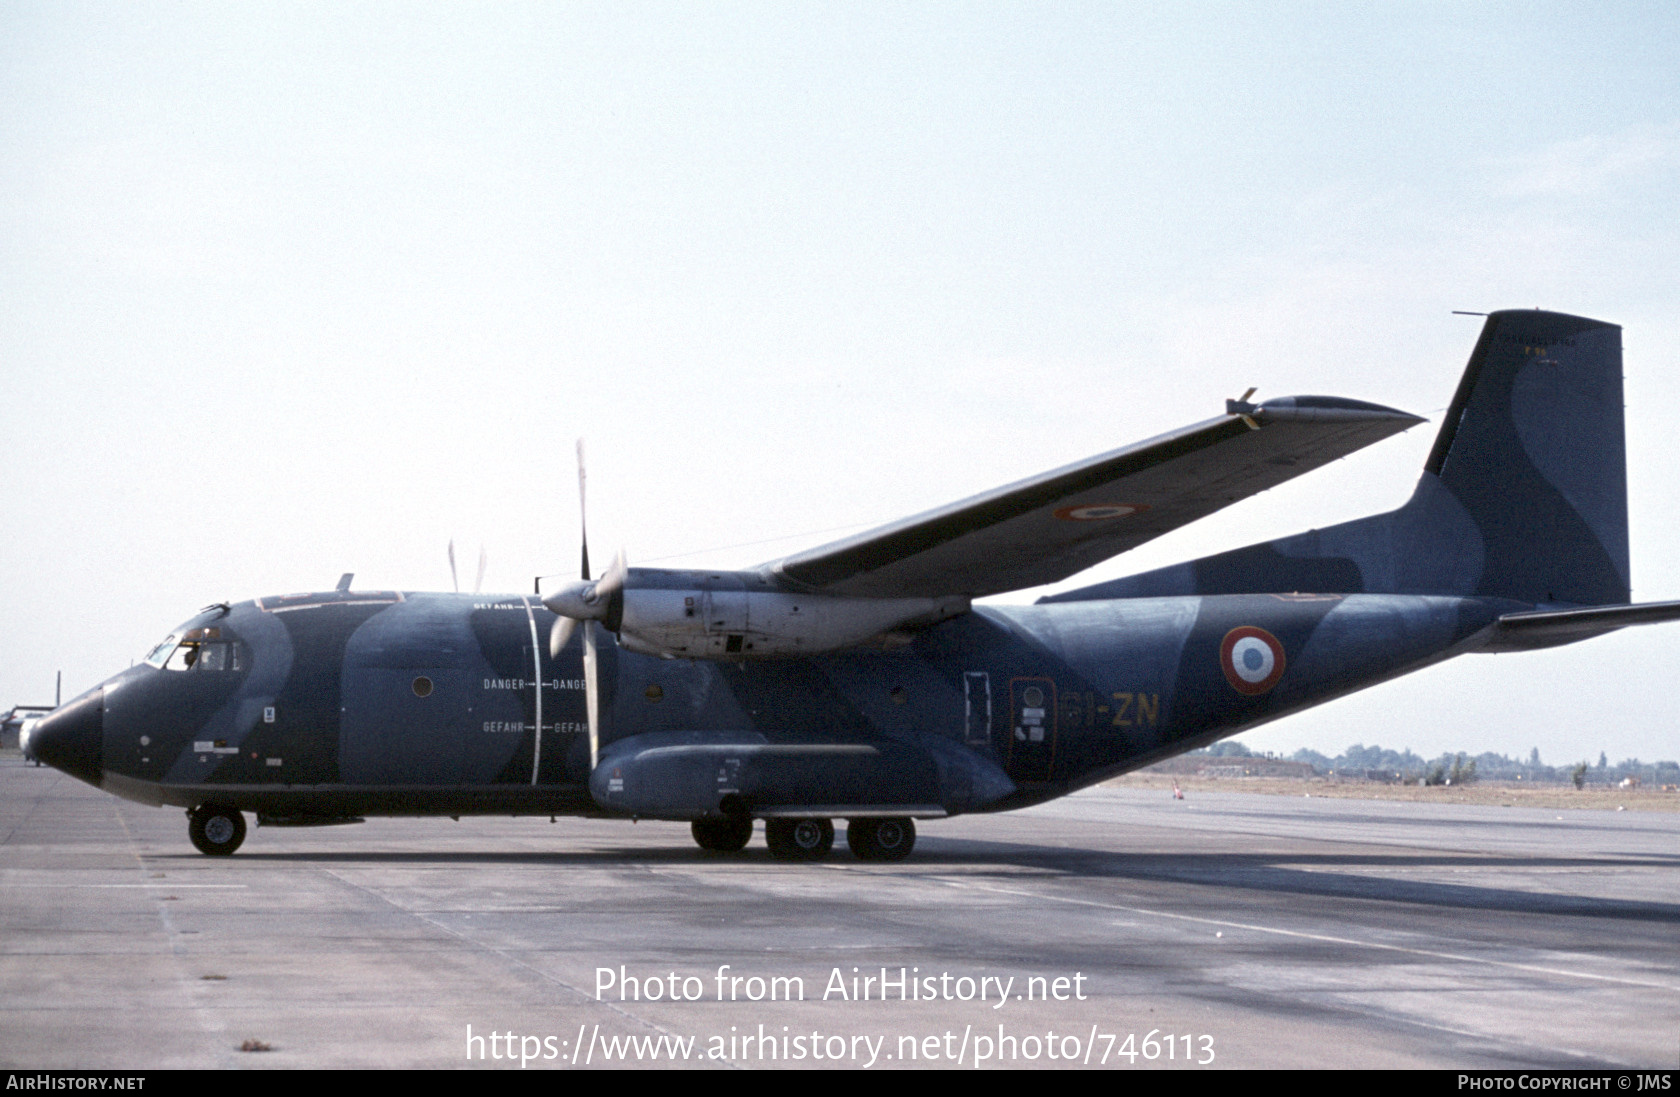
[1193,741,1680,787]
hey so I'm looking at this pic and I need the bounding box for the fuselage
[32,587,1516,821]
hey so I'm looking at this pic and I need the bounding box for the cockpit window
[144,635,180,669]
[163,643,202,671]
[197,643,232,671]
[147,626,243,672]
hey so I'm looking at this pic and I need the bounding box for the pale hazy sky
[4,3,1678,765]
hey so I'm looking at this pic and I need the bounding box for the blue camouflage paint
[28,309,1673,859]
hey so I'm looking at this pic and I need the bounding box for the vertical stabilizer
[1423,310,1627,605]
[1043,310,1629,608]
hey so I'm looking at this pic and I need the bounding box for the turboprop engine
[544,564,969,659]
[539,441,968,661]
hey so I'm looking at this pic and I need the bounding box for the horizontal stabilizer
[1481,600,1680,652]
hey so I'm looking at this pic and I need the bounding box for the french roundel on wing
[1052,503,1150,521]
[1219,626,1286,695]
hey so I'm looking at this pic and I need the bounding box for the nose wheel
[764,817,834,860]
[188,804,246,856]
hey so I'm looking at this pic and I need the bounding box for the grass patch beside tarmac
[1109,771,1680,812]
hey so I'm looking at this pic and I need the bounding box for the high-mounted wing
[767,396,1424,599]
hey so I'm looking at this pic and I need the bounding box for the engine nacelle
[616,581,968,659]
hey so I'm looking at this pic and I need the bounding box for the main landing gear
[765,817,834,860]
[188,804,246,856]
[691,816,754,853]
[846,817,916,862]
[689,816,917,862]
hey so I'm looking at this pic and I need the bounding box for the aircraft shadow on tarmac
[929,840,1680,923]
[159,837,1680,923]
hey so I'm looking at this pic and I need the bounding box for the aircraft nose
[30,687,104,788]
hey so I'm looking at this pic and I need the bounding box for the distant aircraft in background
[7,672,59,764]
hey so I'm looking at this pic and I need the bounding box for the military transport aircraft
[28,310,1680,860]
[6,672,60,763]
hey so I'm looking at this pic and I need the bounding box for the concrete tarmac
[2,753,1676,1070]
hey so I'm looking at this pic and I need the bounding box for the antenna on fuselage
[440,546,487,593]
[336,573,353,592]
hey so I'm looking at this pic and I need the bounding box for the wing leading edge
[768,396,1424,599]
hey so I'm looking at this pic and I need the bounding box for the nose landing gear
[188,804,246,856]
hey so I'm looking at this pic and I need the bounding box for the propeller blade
[583,622,600,771]
[548,615,578,660]
[576,438,590,582]
[554,438,606,769]
[595,548,628,601]
[448,538,459,593]
[474,545,487,595]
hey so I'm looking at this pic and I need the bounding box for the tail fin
[1043,310,1629,607]
[1423,309,1627,604]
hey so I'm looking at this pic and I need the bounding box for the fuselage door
[1008,677,1057,781]
[340,667,468,785]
